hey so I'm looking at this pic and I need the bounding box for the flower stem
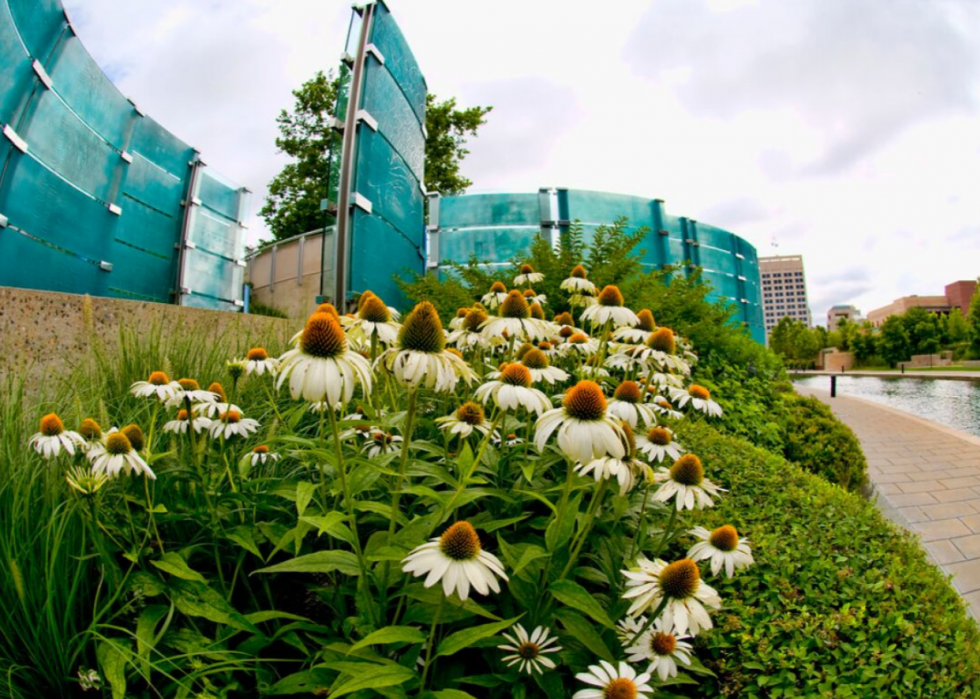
[653,505,678,558]
[419,595,445,692]
[389,389,418,535]
[629,597,669,645]
[560,478,608,580]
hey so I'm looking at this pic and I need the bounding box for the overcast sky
[66,0,980,324]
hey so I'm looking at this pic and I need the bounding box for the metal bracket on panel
[558,219,571,227]
[734,252,745,260]
[340,52,355,67]
[355,109,378,131]
[233,299,244,307]
[63,6,76,33]
[687,263,698,270]
[352,0,377,11]
[661,263,673,270]
[235,259,246,268]
[191,197,202,207]
[99,261,113,272]
[352,192,372,214]
[0,213,8,228]
[684,238,698,246]
[180,286,192,295]
[108,203,122,216]
[328,116,345,133]
[365,43,385,65]
[128,97,147,117]
[185,240,197,250]
[658,229,669,236]
[120,150,133,164]
[740,298,749,304]
[3,124,28,153]
[421,123,428,139]
[32,60,53,89]
[737,275,747,281]
[239,220,249,229]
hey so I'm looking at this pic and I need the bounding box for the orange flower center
[597,285,624,307]
[456,402,485,425]
[78,418,102,440]
[220,411,242,424]
[604,678,638,699]
[359,295,391,323]
[568,333,589,344]
[670,454,704,486]
[301,313,348,358]
[40,413,64,436]
[538,341,553,351]
[659,559,700,600]
[553,312,573,326]
[178,378,200,392]
[570,264,587,279]
[439,521,481,561]
[208,382,227,402]
[529,302,545,320]
[247,347,269,361]
[559,326,574,338]
[651,631,677,656]
[122,424,145,451]
[522,349,550,370]
[463,308,487,332]
[563,381,607,421]
[518,641,540,660]
[689,385,711,400]
[709,525,739,552]
[500,291,530,319]
[636,309,655,332]
[253,445,269,454]
[647,328,676,355]
[613,381,642,404]
[177,409,190,421]
[489,281,507,294]
[105,432,132,456]
[398,302,446,353]
[647,427,672,446]
[315,302,340,320]
[520,263,534,275]
[502,364,533,388]
[148,371,170,386]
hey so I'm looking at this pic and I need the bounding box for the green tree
[878,315,911,367]
[968,281,980,357]
[947,307,969,344]
[260,72,492,243]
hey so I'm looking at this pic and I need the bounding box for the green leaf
[149,552,206,582]
[512,544,550,577]
[436,616,522,658]
[429,690,480,699]
[170,580,258,632]
[296,481,316,517]
[328,664,415,699]
[555,609,614,661]
[254,550,361,576]
[457,442,475,478]
[226,526,263,559]
[349,626,426,653]
[301,513,355,545]
[245,610,311,624]
[268,668,334,695]
[96,640,128,699]
[545,494,580,551]
[135,605,169,669]
[549,580,614,629]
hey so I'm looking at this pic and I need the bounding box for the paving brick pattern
[797,386,980,619]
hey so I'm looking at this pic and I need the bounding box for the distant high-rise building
[827,305,861,332]
[759,255,812,340]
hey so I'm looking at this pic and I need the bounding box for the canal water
[793,376,980,439]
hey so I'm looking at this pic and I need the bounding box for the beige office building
[759,255,812,339]
[866,295,951,327]
[827,305,860,331]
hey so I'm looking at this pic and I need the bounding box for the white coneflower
[560,264,596,294]
[481,281,509,310]
[520,348,569,385]
[616,616,646,648]
[636,327,691,375]
[91,430,155,479]
[364,431,403,457]
[559,332,599,358]
[669,384,723,418]
[605,346,647,373]
[347,292,401,346]
[29,413,85,459]
[614,308,657,344]
[579,285,639,329]
[536,340,558,358]
[480,291,554,343]
[207,410,260,440]
[635,425,684,463]
[377,303,476,393]
[534,380,626,463]
[621,557,721,635]
[243,347,280,376]
[278,311,373,405]
[289,302,342,345]
[449,307,471,331]
[654,454,724,511]
[497,624,562,675]
[650,395,683,421]
[163,409,212,435]
[495,432,525,447]
[165,378,221,409]
[250,445,280,466]
[573,661,654,699]
[624,617,694,682]
[607,381,657,428]
[65,465,109,496]
[447,308,492,351]
[436,402,496,439]
[522,288,547,306]
[514,263,544,286]
[687,525,754,578]
[568,288,598,308]
[402,521,508,600]
[130,371,182,403]
[576,422,651,495]
[77,418,106,457]
[193,382,243,419]
[475,364,552,415]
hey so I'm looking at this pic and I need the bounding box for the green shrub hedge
[780,393,868,491]
[674,421,980,697]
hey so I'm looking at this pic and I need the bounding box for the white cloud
[66,0,980,321]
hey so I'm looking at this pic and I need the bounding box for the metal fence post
[830,375,837,398]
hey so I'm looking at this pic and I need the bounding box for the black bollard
[901,363,905,375]
[830,375,837,398]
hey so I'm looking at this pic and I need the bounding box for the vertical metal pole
[830,375,837,398]
[175,156,204,305]
[330,3,376,310]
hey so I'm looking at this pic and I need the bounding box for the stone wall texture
[0,286,293,385]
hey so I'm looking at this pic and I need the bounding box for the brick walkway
[798,386,980,619]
